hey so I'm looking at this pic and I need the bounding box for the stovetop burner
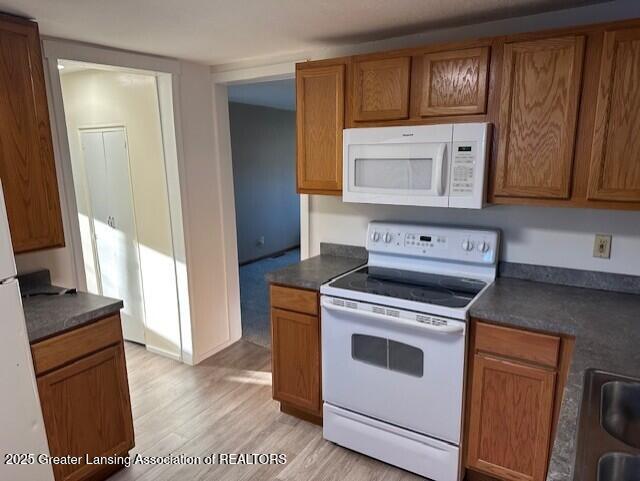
[329,266,487,309]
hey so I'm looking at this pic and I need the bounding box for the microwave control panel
[451,141,477,196]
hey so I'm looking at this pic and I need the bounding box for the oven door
[343,125,452,207]
[321,296,466,445]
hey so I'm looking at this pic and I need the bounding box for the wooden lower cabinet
[33,315,134,481]
[270,285,322,422]
[465,321,566,481]
[467,355,556,481]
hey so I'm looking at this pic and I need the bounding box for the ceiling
[228,79,295,111]
[1,0,608,66]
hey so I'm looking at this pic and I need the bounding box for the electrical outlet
[593,234,612,259]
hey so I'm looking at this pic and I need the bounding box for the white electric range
[320,221,500,481]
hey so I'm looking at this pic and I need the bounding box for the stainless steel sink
[602,381,640,449]
[574,370,640,481]
[597,453,640,481]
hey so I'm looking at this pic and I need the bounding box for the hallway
[239,248,300,348]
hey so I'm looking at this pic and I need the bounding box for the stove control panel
[367,221,499,265]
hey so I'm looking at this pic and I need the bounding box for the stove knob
[371,231,380,242]
[477,241,489,253]
[384,232,393,243]
[462,239,474,251]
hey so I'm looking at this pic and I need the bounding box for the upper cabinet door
[493,36,585,199]
[352,57,411,122]
[587,28,640,202]
[0,15,64,253]
[419,47,489,117]
[296,63,345,194]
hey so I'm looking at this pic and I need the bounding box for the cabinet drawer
[32,314,123,375]
[270,285,318,316]
[475,322,560,368]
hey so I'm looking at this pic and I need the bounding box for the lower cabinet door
[37,344,134,481]
[271,308,321,414]
[467,354,556,481]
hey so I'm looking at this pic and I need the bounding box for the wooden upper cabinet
[493,36,585,200]
[0,15,64,253]
[587,27,640,202]
[352,56,411,121]
[419,47,489,117]
[296,63,344,194]
[467,354,556,481]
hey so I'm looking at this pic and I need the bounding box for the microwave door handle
[433,143,447,196]
[321,298,464,334]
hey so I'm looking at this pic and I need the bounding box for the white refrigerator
[0,181,55,481]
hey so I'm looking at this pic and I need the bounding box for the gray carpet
[239,248,300,348]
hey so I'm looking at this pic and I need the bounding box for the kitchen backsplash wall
[308,196,640,276]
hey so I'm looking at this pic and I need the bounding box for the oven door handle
[321,298,465,334]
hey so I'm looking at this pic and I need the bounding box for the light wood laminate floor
[110,341,422,481]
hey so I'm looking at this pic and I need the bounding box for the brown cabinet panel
[37,344,134,481]
[475,322,560,369]
[0,15,64,253]
[31,315,123,375]
[419,47,489,116]
[271,307,321,415]
[588,27,640,202]
[296,63,344,194]
[352,56,411,121]
[467,354,556,481]
[493,36,584,200]
[270,285,318,316]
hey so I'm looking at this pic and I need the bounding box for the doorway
[227,78,301,348]
[57,60,183,359]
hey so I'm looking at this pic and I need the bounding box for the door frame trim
[41,39,191,363]
[210,62,308,353]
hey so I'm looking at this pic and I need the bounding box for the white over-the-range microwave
[343,123,491,209]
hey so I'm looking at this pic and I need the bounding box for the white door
[81,128,146,344]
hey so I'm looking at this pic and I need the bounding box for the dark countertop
[265,254,365,290]
[469,278,640,481]
[22,289,123,344]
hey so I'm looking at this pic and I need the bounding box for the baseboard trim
[192,333,242,365]
[280,403,323,426]
[239,245,300,267]
[146,344,182,362]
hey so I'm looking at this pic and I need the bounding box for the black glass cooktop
[329,266,486,308]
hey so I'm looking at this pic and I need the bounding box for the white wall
[228,102,299,263]
[59,68,181,359]
[180,63,241,362]
[309,197,640,275]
